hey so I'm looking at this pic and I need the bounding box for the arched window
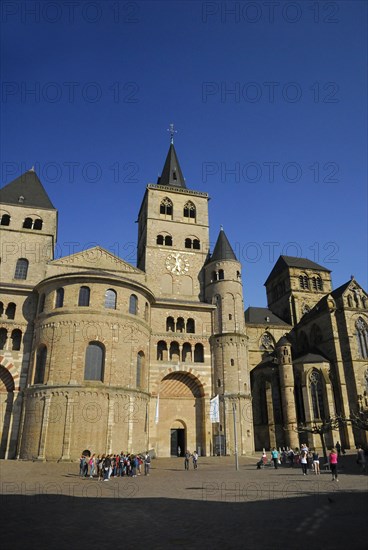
[310,370,326,420]
[211,271,218,282]
[166,317,175,332]
[0,328,7,349]
[356,317,368,359]
[33,218,43,230]
[39,294,45,313]
[193,239,200,250]
[55,288,64,308]
[0,213,10,226]
[176,317,185,332]
[78,286,90,306]
[34,346,47,384]
[84,342,105,381]
[194,343,204,362]
[11,329,22,351]
[104,289,117,309]
[160,197,173,217]
[169,341,180,361]
[186,318,195,333]
[157,340,167,361]
[299,274,309,290]
[23,217,33,229]
[136,351,145,388]
[185,238,192,249]
[129,294,138,315]
[156,234,164,245]
[182,343,192,362]
[218,269,224,280]
[183,201,196,221]
[164,235,172,246]
[312,277,318,291]
[14,258,29,280]
[6,303,16,319]
[316,276,323,291]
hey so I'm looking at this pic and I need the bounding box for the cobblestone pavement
[1,454,367,549]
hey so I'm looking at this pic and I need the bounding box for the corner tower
[137,141,210,301]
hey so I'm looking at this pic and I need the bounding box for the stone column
[38,394,51,460]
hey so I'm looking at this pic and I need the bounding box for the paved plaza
[1,454,367,549]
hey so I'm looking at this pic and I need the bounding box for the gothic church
[0,142,367,459]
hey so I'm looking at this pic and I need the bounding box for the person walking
[300,448,308,475]
[356,446,366,474]
[144,452,151,476]
[184,450,191,470]
[192,451,198,469]
[271,448,279,469]
[329,448,339,481]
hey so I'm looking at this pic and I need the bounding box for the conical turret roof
[157,144,186,188]
[0,169,55,209]
[210,228,237,262]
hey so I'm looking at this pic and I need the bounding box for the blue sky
[1,0,367,307]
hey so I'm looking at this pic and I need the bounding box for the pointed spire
[210,227,237,262]
[157,143,186,189]
[0,170,55,209]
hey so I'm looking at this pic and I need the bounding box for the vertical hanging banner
[210,395,220,423]
[155,394,160,424]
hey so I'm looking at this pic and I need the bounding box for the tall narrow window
[78,286,90,307]
[34,346,47,384]
[166,317,175,332]
[157,340,167,361]
[11,329,22,351]
[144,302,149,322]
[129,294,138,315]
[299,274,309,290]
[185,238,192,249]
[6,303,16,319]
[0,302,3,317]
[316,276,323,291]
[55,288,64,308]
[310,370,326,420]
[39,294,45,313]
[218,269,224,280]
[0,329,7,349]
[356,317,368,359]
[193,239,200,250]
[14,258,29,280]
[84,342,105,381]
[136,351,145,388]
[186,318,195,333]
[104,289,117,309]
[194,343,204,362]
[156,234,164,245]
[176,317,185,332]
[183,201,196,221]
[0,213,10,226]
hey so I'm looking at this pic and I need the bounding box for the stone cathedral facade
[0,143,367,460]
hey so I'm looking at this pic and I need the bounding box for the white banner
[210,395,220,423]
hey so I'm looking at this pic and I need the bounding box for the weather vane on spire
[167,123,177,144]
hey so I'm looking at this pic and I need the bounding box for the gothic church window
[84,342,105,381]
[78,286,90,307]
[160,197,173,218]
[183,201,196,221]
[309,370,326,420]
[14,259,29,280]
[34,345,47,384]
[104,289,117,309]
[356,317,368,359]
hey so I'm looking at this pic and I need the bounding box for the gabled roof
[50,246,143,274]
[0,170,55,209]
[294,352,329,364]
[209,228,237,263]
[244,307,291,326]
[265,255,330,285]
[157,144,186,188]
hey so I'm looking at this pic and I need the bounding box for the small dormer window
[18,196,24,203]
[265,316,270,322]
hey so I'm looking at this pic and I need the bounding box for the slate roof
[294,352,329,363]
[244,307,290,326]
[0,170,55,209]
[157,144,186,188]
[209,228,237,262]
[264,255,330,285]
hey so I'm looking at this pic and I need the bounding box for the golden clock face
[165,253,189,275]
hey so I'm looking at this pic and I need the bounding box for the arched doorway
[155,371,205,457]
[0,365,15,458]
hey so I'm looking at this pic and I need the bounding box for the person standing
[312,449,320,475]
[300,449,308,475]
[177,446,181,457]
[329,448,339,481]
[144,452,151,476]
[335,441,341,456]
[184,450,190,470]
[271,448,279,469]
[356,446,366,474]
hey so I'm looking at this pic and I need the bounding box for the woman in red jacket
[329,448,339,481]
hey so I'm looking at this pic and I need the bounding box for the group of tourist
[183,450,199,470]
[79,452,152,480]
